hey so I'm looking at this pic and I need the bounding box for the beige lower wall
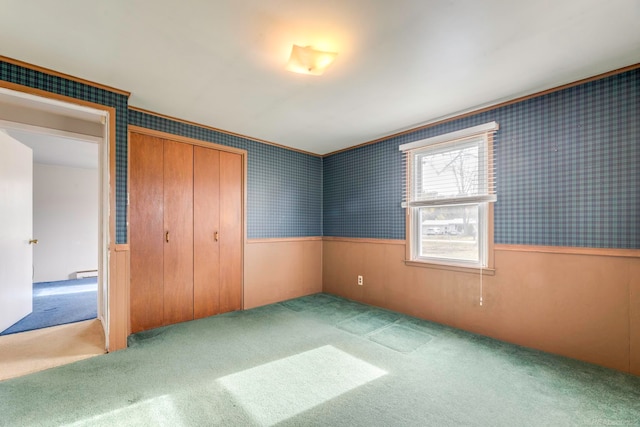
[114,235,639,375]
[108,245,130,351]
[323,239,640,375]
[115,239,321,345]
[244,239,323,309]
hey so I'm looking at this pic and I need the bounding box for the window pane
[417,205,479,263]
[414,138,484,202]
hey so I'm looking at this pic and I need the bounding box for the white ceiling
[0,88,102,169]
[1,0,638,155]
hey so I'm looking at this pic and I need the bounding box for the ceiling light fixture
[285,45,337,76]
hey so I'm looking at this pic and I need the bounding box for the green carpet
[368,325,433,353]
[336,309,403,336]
[1,293,639,426]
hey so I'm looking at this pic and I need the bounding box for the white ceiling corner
[0,0,638,155]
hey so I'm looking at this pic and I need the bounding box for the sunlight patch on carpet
[35,283,97,297]
[65,394,184,427]
[217,345,387,426]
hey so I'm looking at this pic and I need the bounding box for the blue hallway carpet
[0,278,97,335]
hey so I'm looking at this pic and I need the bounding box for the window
[400,122,498,268]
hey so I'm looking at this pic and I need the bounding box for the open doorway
[0,86,112,377]
[0,129,99,335]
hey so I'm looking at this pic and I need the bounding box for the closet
[129,131,243,334]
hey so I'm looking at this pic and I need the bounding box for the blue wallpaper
[323,141,404,239]
[3,58,637,248]
[323,69,640,249]
[0,60,129,243]
[0,60,322,241]
[128,110,322,239]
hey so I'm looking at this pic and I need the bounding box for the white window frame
[400,122,498,271]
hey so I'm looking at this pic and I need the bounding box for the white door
[0,130,33,332]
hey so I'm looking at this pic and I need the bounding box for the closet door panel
[163,140,194,325]
[193,146,220,319]
[129,134,164,333]
[219,151,243,313]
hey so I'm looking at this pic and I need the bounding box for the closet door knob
[166,231,170,243]
[214,231,219,242]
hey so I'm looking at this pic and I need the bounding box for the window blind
[399,122,498,208]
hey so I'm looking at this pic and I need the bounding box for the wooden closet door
[219,151,243,313]
[193,146,220,319]
[163,140,194,325]
[130,133,164,333]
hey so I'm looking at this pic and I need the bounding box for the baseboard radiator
[75,270,98,279]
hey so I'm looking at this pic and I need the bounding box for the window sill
[404,260,496,275]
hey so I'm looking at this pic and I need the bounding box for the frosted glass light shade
[286,45,337,76]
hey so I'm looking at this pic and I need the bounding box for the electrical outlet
[357,275,363,286]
